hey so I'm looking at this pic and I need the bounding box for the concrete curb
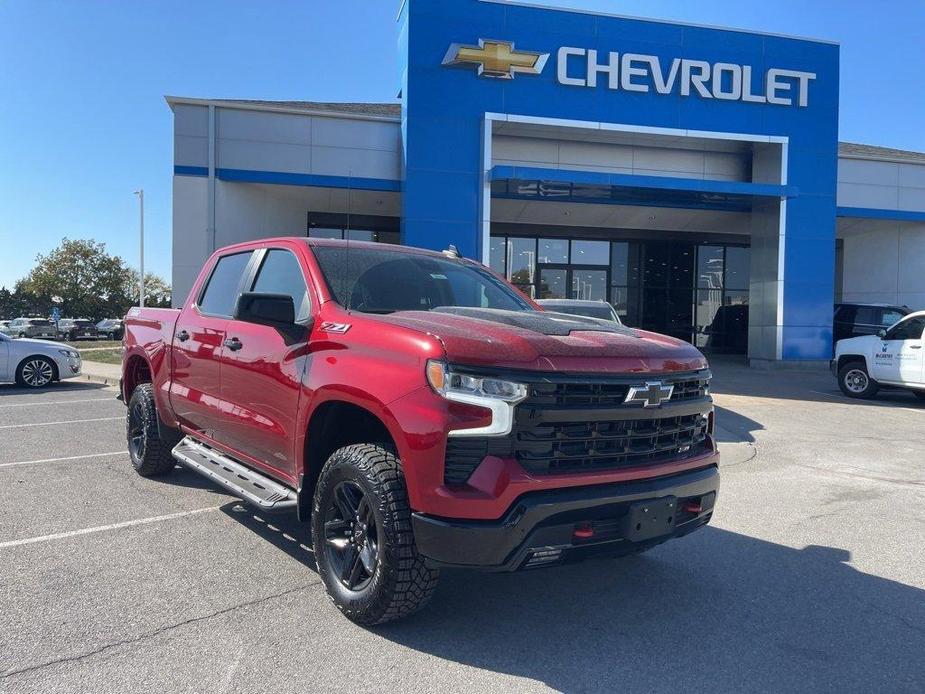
[78,361,122,388]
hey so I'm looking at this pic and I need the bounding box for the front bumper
[412,464,719,571]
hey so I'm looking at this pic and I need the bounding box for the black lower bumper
[412,465,719,571]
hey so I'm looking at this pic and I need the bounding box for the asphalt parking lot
[1,363,923,694]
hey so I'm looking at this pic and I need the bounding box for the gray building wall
[836,155,925,310]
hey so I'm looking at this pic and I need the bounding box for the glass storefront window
[571,269,608,300]
[570,240,609,265]
[538,239,568,264]
[695,288,724,348]
[488,235,749,352]
[507,237,536,292]
[538,268,567,298]
[611,242,629,286]
[697,245,724,289]
[489,237,506,275]
[725,247,750,289]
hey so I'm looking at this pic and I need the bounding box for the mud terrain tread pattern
[127,383,176,477]
[314,443,439,625]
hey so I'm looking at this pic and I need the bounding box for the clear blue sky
[1,0,923,289]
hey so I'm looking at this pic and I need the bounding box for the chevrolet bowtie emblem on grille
[442,39,549,79]
[625,381,674,408]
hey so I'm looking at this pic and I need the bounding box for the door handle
[911,345,922,349]
[176,330,190,342]
[224,337,244,352]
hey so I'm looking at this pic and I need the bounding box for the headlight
[58,349,79,359]
[426,360,527,437]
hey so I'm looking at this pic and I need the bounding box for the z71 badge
[320,322,351,334]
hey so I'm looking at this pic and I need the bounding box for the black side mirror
[235,292,295,326]
[234,292,309,342]
[877,328,887,339]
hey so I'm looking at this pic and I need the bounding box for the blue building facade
[400,0,839,364]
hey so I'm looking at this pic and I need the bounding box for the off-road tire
[126,383,176,477]
[837,361,879,399]
[312,444,439,625]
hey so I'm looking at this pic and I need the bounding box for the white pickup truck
[833,310,925,400]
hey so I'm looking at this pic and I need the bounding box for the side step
[172,436,297,513]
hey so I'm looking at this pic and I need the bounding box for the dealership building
[167,0,925,367]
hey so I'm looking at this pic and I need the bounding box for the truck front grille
[442,369,712,486]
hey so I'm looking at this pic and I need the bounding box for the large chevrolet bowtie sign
[443,40,816,107]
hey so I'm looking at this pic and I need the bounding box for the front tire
[126,383,176,477]
[16,357,56,388]
[312,444,439,625]
[838,361,879,399]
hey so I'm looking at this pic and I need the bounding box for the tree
[126,271,172,308]
[13,238,172,319]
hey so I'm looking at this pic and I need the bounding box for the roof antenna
[442,244,461,259]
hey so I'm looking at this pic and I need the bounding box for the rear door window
[250,249,312,322]
[198,252,253,317]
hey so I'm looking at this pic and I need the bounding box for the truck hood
[836,335,879,353]
[372,307,707,374]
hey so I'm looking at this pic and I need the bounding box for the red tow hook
[573,523,595,540]
[683,501,703,514]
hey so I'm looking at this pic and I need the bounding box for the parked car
[0,332,82,388]
[58,318,99,341]
[121,238,718,625]
[8,317,58,340]
[832,310,925,400]
[833,302,910,345]
[96,318,124,341]
[536,298,622,323]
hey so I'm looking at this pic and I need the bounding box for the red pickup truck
[122,238,719,625]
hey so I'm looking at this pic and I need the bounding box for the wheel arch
[298,399,399,522]
[122,353,152,401]
[837,354,868,372]
[16,353,59,382]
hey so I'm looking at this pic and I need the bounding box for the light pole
[134,189,144,307]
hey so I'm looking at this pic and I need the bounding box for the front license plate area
[623,497,677,542]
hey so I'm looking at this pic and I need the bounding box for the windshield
[546,304,617,322]
[311,246,532,314]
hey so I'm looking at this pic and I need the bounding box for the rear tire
[16,357,56,388]
[126,383,176,477]
[838,361,879,399]
[312,444,439,625]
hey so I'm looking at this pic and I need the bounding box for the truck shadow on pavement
[713,405,762,443]
[225,507,925,692]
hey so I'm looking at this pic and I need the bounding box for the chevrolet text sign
[442,40,816,107]
[557,48,816,107]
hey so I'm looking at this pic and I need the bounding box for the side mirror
[234,293,301,335]
[877,328,887,339]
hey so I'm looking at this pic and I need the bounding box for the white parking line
[0,416,122,429]
[0,451,128,469]
[0,397,118,408]
[0,506,223,550]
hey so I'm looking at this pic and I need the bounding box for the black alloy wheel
[323,481,380,591]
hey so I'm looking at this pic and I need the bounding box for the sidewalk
[79,360,121,387]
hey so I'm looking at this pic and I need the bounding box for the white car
[833,310,925,400]
[0,332,82,388]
